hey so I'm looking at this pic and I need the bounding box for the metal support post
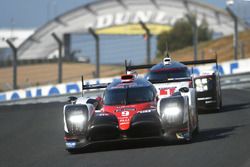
[6,39,18,89]
[52,33,63,83]
[89,28,100,78]
[186,14,198,61]
[64,34,71,61]
[226,6,238,60]
[139,21,151,64]
[193,24,198,61]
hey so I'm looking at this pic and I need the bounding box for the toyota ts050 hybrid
[126,56,222,112]
[63,73,199,153]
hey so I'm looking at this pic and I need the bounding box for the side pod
[158,96,188,126]
[158,95,190,140]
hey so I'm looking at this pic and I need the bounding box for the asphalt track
[1,89,250,167]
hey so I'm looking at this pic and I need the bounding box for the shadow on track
[68,138,166,155]
[193,125,244,143]
[198,102,250,114]
[221,103,250,113]
[67,125,244,155]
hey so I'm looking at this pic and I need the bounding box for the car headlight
[195,78,208,92]
[202,78,207,84]
[163,106,181,117]
[68,112,86,124]
[69,115,86,124]
[165,106,181,116]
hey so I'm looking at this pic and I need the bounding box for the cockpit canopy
[104,78,156,106]
[145,61,190,82]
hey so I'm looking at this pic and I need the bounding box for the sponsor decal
[93,11,183,30]
[96,24,172,35]
[159,87,176,96]
[119,118,130,123]
[115,107,136,112]
[0,78,114,102]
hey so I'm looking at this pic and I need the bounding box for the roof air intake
[163,57,171,65]
[121,74,134,82]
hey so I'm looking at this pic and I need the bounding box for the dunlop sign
[85,11,183,34]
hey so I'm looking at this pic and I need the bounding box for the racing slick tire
[184,112,193,143]
[217,96,222,112]
[193,109,200,136]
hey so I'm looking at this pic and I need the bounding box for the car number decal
[121,111,130,117]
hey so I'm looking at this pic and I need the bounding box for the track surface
[1,89,250,167]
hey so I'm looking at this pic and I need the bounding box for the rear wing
[181,59,217,66]
[125,60,154,72]
[125,58,218,73]
[81,76,109,97]
[149,78,192,84]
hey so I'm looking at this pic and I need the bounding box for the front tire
[185,111,194,143]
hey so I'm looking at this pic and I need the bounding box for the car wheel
[185,113,193,143]
[216,99,222,112]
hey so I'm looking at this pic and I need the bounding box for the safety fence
[221,72,250,89]
[1,58,250,105]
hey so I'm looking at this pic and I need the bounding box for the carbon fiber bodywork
[64,110,163,150]
[64,96,197,152]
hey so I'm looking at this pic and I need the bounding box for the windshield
[146,68,190,81]
[104,86,155,105]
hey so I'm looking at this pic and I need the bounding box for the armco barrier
[0,77,114,103]
[1,58,250,103]
[220,72,250,89]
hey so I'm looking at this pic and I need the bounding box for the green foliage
[157,16,212,57]
[198,18,213,42]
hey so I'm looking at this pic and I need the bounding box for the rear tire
[217,88,222,112]
[219,96,222,110]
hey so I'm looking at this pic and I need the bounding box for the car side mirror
[179,87,189,93]
[156,95,159,102]
[68,96,78,104]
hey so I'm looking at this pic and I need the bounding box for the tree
[157,16,212,57]
[198,18,213,42]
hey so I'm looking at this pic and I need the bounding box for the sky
[0,0,229,29]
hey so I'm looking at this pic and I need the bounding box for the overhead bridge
[17,0,247,60]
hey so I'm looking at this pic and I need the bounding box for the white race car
[126,56,221,112]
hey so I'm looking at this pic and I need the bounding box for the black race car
[194,71,222,112]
